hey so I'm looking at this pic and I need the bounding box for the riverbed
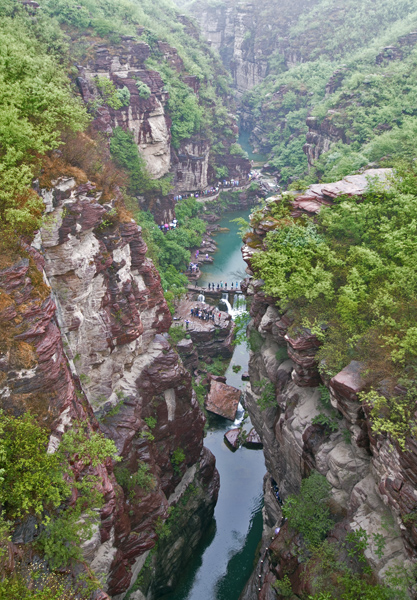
[161,211,265,600]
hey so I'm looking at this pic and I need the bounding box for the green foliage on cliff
[110,127,173,195]
[158,65,204,148]
[0,412,67,519]
[114,462,156,497]
[0,7,88,237]
[0,412,118,568]
[251,165,417,379]
[239,0,417,184]
[360,388,417,451]
[283,471,333,548]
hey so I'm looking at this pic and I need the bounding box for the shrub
[114,462,156,495]
[0,411,68,519]
[117,86,131,107]
[171,448,185,475]
[0,412,119,568]
[283,471,333,548]
[253,379,276,411]
[169,325,187,345]
[136,80,151,99]
[0,15,87,236]
[360,388,417,451]
[229,142,248,158]
[95,76,123,110]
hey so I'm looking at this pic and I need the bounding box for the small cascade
[197,293,205,303]
[220,292,233,314]
[219,293,246,320]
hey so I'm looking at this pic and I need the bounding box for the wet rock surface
[244,428,263,449]
[224,428,241,451]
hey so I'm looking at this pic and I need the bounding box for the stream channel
[162,209,266,600]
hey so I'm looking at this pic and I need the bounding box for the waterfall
[197,293,205,303]
[220,293,246,319]
[221,293,233,314]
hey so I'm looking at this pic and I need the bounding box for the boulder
[243,428,263,449]
[205,380,241,420]
[224,428,241,451]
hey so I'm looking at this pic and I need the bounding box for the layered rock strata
[0,177,219,598]
[239,186,417,598]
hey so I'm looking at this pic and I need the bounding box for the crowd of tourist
[171,172,259,203]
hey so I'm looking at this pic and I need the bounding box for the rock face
[224,428,241,450]
[188,0,316,95]
[1,177,219,598]
[291,169,392,215]
[206,379,241,420]
[244,427,263,449]
[238,177,417,598]
[75,34,249,212]
[77,41,171,180]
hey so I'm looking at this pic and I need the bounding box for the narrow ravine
[161,210,265,600]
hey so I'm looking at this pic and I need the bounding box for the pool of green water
[198,208,251,289]
[159,210,265,600]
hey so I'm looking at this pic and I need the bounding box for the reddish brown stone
[205,380,241,420]
[224,428,240,451]
[244,428,263,449]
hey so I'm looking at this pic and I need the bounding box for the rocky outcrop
[188,0,316,95]
[290,168,392,216]
[76,41,171,180]
[172,140,210,192]
[75,35,250,220]
[239,181,417,598]
[1,177,219,598]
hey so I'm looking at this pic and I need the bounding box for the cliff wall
[238,184,417,598]
[0,176,219,598]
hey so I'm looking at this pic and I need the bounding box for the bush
[95,76,123,109]
[0,412,119,568]
[0,412,68,519]
[110,127,172,195]
[230,143,248,158]
[283,471,333,548]
[0,14,87,236]
[169,325,187,345]
[114,462,156,495]
[171,448,185,475]
[136,80,151,99]
[253,379,276,411]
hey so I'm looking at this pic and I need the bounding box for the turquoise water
[238,130,268,163]
[160,211,265,600]
[198,208,251,288]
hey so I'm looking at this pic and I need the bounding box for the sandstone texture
[224,427,241,451]
[206,379,241,420]
[0,177,219,599]
[238,174,417,598]
[291,168,392,216]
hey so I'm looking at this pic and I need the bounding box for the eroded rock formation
[239,178,417,598]
[0,177,220,598]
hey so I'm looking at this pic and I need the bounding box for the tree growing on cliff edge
[0,11,88,238]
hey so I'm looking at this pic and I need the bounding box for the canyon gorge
[2,0,417,599]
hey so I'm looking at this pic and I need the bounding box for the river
[161,210,265,600]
